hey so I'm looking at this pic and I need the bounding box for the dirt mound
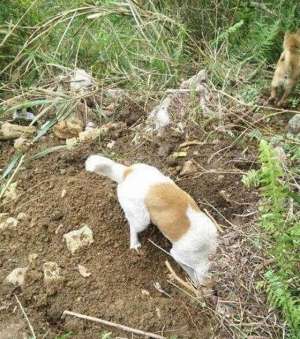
[0,119,279,338]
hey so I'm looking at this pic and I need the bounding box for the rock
[12,110,36,125]
[0,122,36,140]
[70,69,94,91]
[28,253,38,265]
[288,114,300,135]
[148,96,172,130]
[180,160,198,176]
[53,117,84,139]
[6,267,28,286]
[51,211,64,221]
[14,136,31,152]
[158,143,173,157]
[107,140,116,149]
[180,69,215,117]
[85,121,96,130]
[141,289,150,298]
[78,128,101,142]
[78,264,91,277]
[0,217,18,231]
[65,137,79,149]
[180,69,208,89]
[63,224,94,254]
[2,182,18,204]
[17,212,27,221]
[101,121,126,134]
[0,213,8,223]
[43,262,62,284]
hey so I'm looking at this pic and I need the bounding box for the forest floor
[0,89,288,339]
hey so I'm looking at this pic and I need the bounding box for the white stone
[63,225,94,254]
[6,267,27,286]
[78,128,101,142]
[17,212,27,221]
[0,217,18,231]
[43,262,62,284]
[288,114,300,135]
[78,264,91,277]
[149,96,172,130]
[180,160,198,176]
[70,69,93,91]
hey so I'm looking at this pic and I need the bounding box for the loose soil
[0,109,282,338]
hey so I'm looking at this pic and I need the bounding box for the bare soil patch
[0,115,281,338]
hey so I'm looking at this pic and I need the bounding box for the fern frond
[265,271,300,337]
[242,169,260,188]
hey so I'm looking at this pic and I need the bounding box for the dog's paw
[130,242,141,252]
[267,96,276,105]
[277,100,288,108]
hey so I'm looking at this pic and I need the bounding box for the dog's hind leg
[268,85,278,104]
[277,80,295,107]
[122,206,150,251]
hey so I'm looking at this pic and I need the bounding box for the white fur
[85,155,218,285]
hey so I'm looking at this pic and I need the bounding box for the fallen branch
[213,87,300,115]
[203,208,224,233]
[14,295,36,339]
[165,260,199,296]
[61,310,166,339]
[148,239,171,257]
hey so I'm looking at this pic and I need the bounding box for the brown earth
[0,109,282,339]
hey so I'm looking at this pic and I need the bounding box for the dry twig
[165,260,199,296]
[61,310,166,339]
[14,295,36,339]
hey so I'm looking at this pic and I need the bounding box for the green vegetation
[243,140,300,337]
[1,0,300,337]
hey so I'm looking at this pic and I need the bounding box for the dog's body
[269,31,300,107]
[85,155,218,285]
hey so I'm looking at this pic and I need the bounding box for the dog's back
[86,155,218,285]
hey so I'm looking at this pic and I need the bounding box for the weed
[244,140,300,337]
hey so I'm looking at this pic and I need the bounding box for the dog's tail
[85,154,128,183]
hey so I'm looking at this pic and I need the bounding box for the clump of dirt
[0,116,281,338]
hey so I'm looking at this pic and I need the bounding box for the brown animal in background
[268,30,300,107]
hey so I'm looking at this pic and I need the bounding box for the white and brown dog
[85,155,218,285]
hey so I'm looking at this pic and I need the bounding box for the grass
[0,0,300,338]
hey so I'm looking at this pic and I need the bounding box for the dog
[85,155,218,286]
[268,30,300,107]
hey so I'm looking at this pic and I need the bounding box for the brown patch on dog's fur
[269,30,300,106]
[145,183,199,242]
[123,167,133,179]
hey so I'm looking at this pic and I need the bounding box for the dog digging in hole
[85,154,218,286]
[268,30,300,107]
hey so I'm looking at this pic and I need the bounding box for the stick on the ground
[148,239,171,257]
[61,310,166,339]
[204,208,224,233]
[165,260,199,296]
[14,294,36,339]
